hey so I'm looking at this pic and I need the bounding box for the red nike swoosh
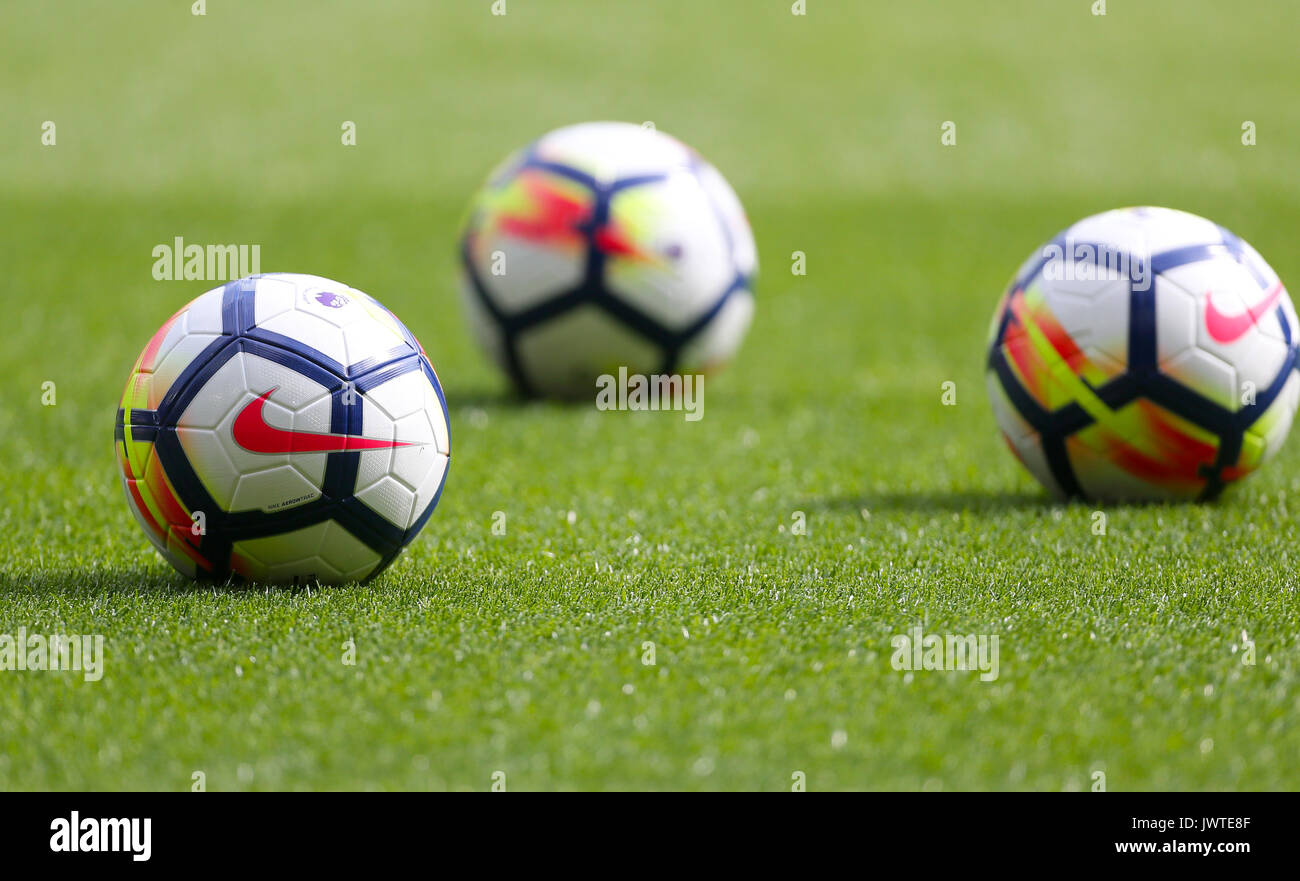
[232,388,416,454]
[1204,281,1285,344]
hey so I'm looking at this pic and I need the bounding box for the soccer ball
[115,273,450,583]
[459,121,757,398]
[987,207,1298,501]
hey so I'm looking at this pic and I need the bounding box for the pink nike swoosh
[1204,281,1285,344]
[232,388,415,454]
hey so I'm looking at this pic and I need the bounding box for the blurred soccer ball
[987,207,1298,501]
[459,121,757,398]
[116,273,450,583]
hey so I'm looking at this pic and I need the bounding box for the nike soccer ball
[987,207,1298,501]
[115,273,450,583]
[459,121,757,398]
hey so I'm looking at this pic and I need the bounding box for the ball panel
[1037,275,1130,370]
[1067,206,1220,256]
[1241,371,1300,472]
[230,521,382,583]
[353,475,418,531]
[1157,264,1290,412]
[677,291,754,373]
[997,283,1121,413]
[514,305,665,399]
[177,353,333,513]
[249,274,415,371]
[173,427,241,509]
[1066,400,1218,501]
[692,160,757,277]
[231,463,323,513]
[151,329,223,409]
[1154,275,1198,365]
[117,442,210,575]
[465,167,592,315]
[123,288,226,411]
[603,172,734,331]
[533,121,693,183]
[1160,347,1239,411]
[985,373,1064,497]
[354,368,451,530]
[458,277,510,372]
[253,289,349,369]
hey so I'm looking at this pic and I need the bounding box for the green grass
[2,0,1299,790]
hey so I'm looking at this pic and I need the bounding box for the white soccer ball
[459,121,757,399]
[986,207,1298,501]
[115,273,450,583]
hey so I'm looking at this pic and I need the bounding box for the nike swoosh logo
[232,388,416,454]
[1204,281,1285,344]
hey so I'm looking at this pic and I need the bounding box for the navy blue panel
[116,407,162,433]
[1094,373,1141,410]
[344,345,419,380]
[519,155,600,191]
[1150,244,1223,276]
[220,279,245,334]
[990,347,1086,497]
[591,288,676,348]
[583,178,613,287]
[244,325,413,381]
[660,272,751,372]
[153,336,236,424]
[1144,374,1235,434]
[150,421,232,576]
[990,352,1053,435]
[1127,272,1157,374]
[233,278,259,333]
[334,498,407,558]
[320,375,363,505]
[353,353,423,392]
[498,288,590,336]
[1041,435,1083,498]
[676,272,748,342]
[608,173,669,193]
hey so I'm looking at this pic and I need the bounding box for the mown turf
[1,0,1298,790]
